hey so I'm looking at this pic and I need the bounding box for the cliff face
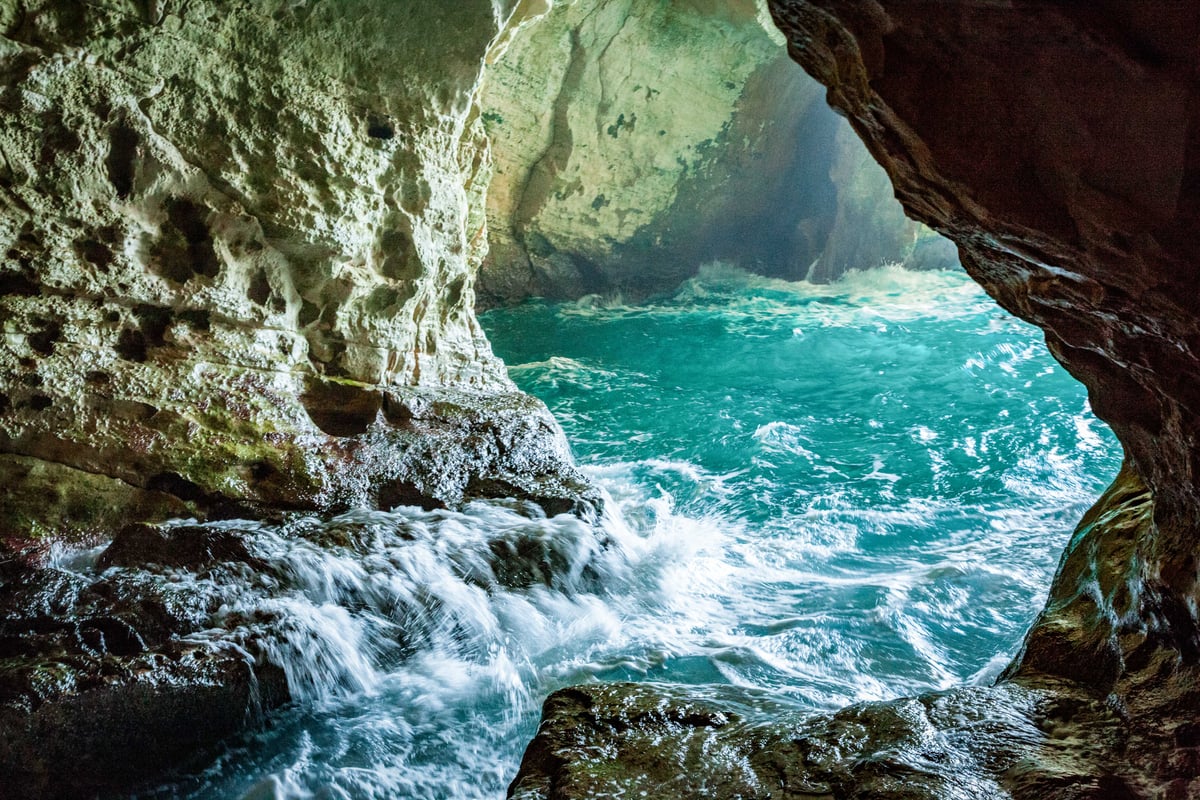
[476,0,954,305]
[0,0,954,544]
[0,0,592,546]
[0,3,603,792]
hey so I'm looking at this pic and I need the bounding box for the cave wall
[0,0,593,545]
[0,0,966,545]
[768,0,1200,730]
[475,0,955,305]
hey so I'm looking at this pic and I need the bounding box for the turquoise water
[149,265,1119,799]
[483,264,1120,699]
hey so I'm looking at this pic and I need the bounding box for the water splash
[125,265,1119,798]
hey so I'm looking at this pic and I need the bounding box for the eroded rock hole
[151,197,220,283]
[74,238,115,272]
[377,479,444,511]
[132,305,172,347]
[106,121,139,199]
[178,308,211,332]
[379,227,421,282]
[146,472,207,504]
[247,269,272,305]
[300,378,382,437]
[0,269,38,296]
[27,321,61,356]
[366,117,395,140]
[115,328,148,362]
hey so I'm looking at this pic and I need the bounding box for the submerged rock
[1,498,613,797]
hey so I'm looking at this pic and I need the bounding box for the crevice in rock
[105,119,139,199]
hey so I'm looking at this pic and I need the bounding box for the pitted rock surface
[0,0,576,543]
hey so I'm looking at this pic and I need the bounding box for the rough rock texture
[0,527,290,798]
[475,0,954,305]
[510,681,1137,800]
[4,503,610,799]
[512,2,1200,797]
[0,0,602,546]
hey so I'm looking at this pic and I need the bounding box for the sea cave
[0,1,1197,798]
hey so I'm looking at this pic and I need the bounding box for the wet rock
[361,388,602,518]
[0,653,288,799]
[1,500,615,797]
[509,680,1133,800]
[97,523,269,572]
[0,554,290,798]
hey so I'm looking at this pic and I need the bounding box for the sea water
[150,265,1120,799]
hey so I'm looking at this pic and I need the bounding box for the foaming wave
[141,488,774,798]
[675,262,993,324]
[140,259,1124,798]
[553,262,989,330]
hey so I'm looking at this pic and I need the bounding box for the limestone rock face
[0,0,597,544]
[476,0,953,305]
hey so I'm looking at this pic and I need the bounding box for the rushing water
[146,264,1119,799]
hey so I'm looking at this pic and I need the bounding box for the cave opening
[0,0,1155,796]
[474,0,1120,718]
